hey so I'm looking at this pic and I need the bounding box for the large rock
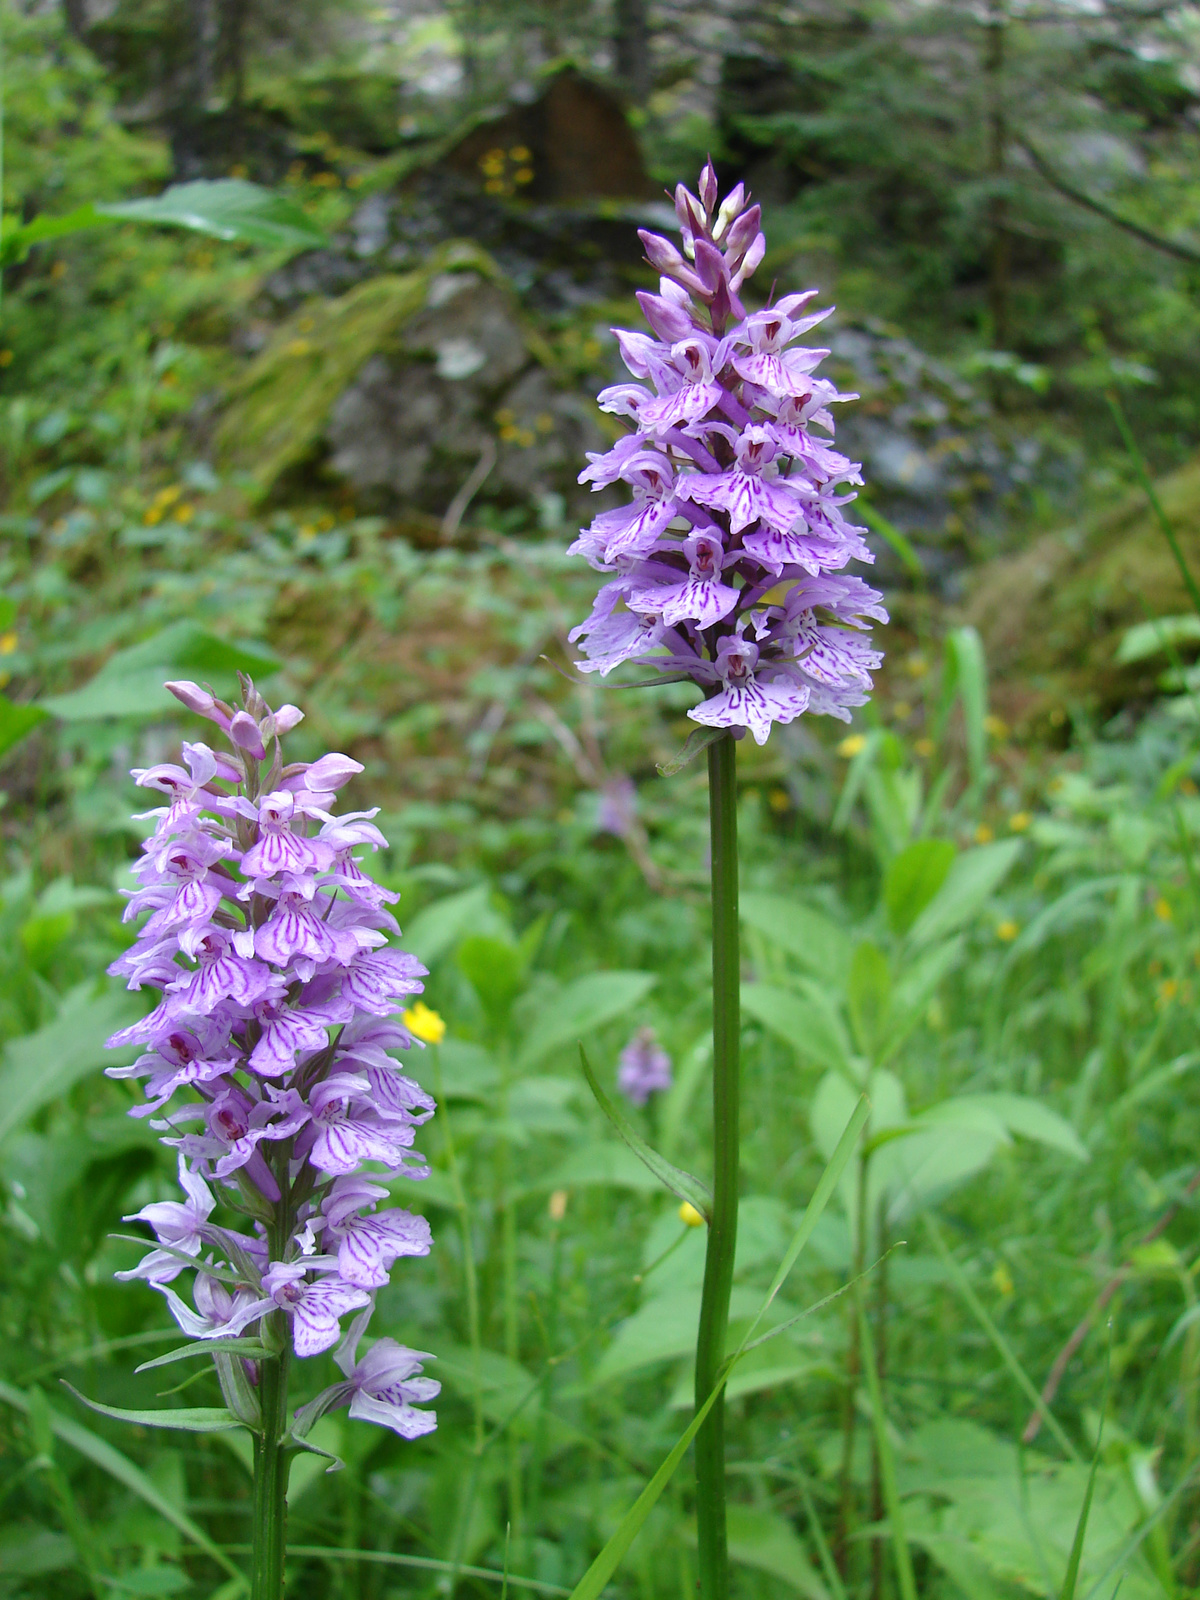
[217,241,607,518]
[961,454,1200,726]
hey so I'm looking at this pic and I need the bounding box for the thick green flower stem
[694,731,740,1600]
[251,1337,292,1600]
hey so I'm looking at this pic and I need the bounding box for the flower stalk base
[251,1340,291,1600]
[694,731,740,1600]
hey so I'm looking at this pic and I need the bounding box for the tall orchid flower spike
[94,673,438,1600]
[566,165,885,1600]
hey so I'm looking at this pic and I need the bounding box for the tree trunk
[614,0,652,104]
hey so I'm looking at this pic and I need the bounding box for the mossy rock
[962,455,1200,726]
[216,239,601,514]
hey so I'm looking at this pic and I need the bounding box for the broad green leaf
[683,1506,830,1598]
[458,935,525,1021]
[948,1092,1089,1162]
[40,622,281,721]
[884,839,956,936]
[876,1122,1005,1222]
[741,982,852,1073]
[516,970,656,1071]
[739,892,852,982]
[0,1526,75,1578]
[433,1038,500,1101]
[847,941,891,1062]
[535,1139,662,1193]
[909,840,1021,947]
[101,179,326,250]
[1116,614,1200,664]
[0,693,48,761]
[403,884,498,965]
[882,937,964,1063]
[591,1287,771,1385]
[578,1045,711,1218]
[98,1565,192,1595]
[62,1384,243,1432]
[0,984,138,1144]
[0,1381,245,1585]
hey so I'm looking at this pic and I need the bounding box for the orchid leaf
[136,1339,269,1372]
[656,724,728,776]
[61,1383,244,1432]
[578,1045,712,1220]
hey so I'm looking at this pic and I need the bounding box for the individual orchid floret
[103,674,439,1452]
[567,162,885,745]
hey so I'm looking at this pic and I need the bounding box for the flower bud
[693,238,727,295]
[699,159,719,215]
[304,753,364,791]
[271,704,305,735]
[725,205,762,261]
[635,291,693,344]
[228,711,266,760]
[165,680,232,730]
[713,183,747,241]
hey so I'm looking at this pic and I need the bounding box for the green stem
[251,1335,292,1600]
[694,732,740,1600]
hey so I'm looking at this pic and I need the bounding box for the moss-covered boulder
[962,455,1200,726]
[216,240,605,517]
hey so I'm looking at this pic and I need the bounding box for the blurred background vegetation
[5,1,1200,1596]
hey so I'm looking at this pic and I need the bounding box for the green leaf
[0,694,48,761]
[741,982,852,1073]
[0,204,107,268]
[516,971,656,1071]
[856,497,924,581]
[909,840,1021,947]
[102,1565,193,1596]
[135,1339,269,1373]
[884,840,956,936]
[403,884,497,965]
[656,724,728,776]
[565,1093,868,1600]
[0,1381,246,1585]
[683,1506,830,1598]
[1116,614,1200,664]
[739,893,852,983]
[944,1093,1089,1162]
[941,626,988,786]
[0,984,138,1144]
[99,179,327,251]
[40,622,281,722]
[0,1526,75,1578]
[458,935,525,1022]
[578,1045,712,1219]
[535,1139,665,1194]
[61,1384,244,1433]
[847,942,891,1063]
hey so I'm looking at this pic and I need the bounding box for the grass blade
[858,1294,918,1600]
[564,1093,870,1600]
[924,1212,1079,1461]
[579,1045,713,1220]
[0,1379,246,1587]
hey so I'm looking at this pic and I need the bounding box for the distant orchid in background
[568,162,885,745]
[95,674,439,1599]
[618,1026,673,1106]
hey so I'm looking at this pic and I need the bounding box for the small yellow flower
[0,632,18,655]
[905,653,929,678]
[996,919,1019,942]
[992,1262,1014,1296]
[914,737,935,758]
[403,1001,446,1044]
[892,700,912,721]
[983,714,1009,740]
[837,733,867,758]
[1008,812,1031,832]
[1181,778,1198,797]
[0,349,14,367]
[1155,898,1173,922]
[548,1189,569,1221]
[679,1201,706,1228]
[510,146,532,162]
[767,787,790,813]
[975,824,995,844]
[173,503,193,522]
[284,338,312,358]
[1158,978,1179,1006]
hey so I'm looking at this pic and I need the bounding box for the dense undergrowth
[4,4,1200,1598]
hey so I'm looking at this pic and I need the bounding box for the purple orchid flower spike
[97,673,441,1595]
[569,162,884,746]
